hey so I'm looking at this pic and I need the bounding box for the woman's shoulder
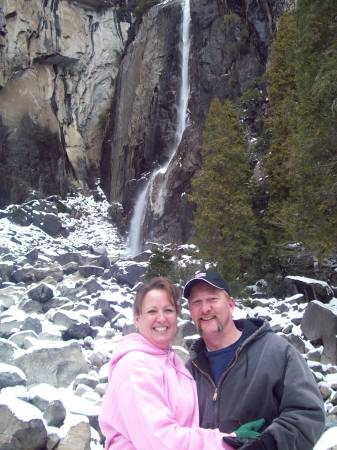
[114,349,163,374]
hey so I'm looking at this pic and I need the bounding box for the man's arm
[250,344,325,450]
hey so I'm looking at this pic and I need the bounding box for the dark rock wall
[101,1,182,208]
[101,0,293,244]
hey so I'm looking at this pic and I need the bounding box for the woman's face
[134,288,178,349]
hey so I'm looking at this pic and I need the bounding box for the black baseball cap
[183,270,231,299]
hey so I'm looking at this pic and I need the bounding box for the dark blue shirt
[206,335,245,385]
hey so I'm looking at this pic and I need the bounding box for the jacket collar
[189,318,271,370]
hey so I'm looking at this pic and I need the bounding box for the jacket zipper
[192,346,242,424]
[192,361,218,400]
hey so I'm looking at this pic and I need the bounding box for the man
[183,270,325,450]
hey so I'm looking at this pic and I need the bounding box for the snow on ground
[0,190,126,259]
[1,189,337,449]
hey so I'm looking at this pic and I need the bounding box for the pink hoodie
[99,333,233,450]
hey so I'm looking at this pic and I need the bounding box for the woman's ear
[134,315,139,329]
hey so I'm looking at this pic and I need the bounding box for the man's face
[188,282,235,339]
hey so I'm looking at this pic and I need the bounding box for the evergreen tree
[264,11,297,238]
[190,98,257,284]
[294,0,337,256]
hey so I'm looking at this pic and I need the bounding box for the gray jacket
[186,318,325,450]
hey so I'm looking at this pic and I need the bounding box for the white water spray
[127,0,191,256]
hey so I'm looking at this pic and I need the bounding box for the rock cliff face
[101,0,293,245]
[1,0,294,247]
[0,0,129,207]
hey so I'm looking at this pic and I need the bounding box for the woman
[99,277,256,450]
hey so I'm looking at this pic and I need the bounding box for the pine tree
[190,98,257,284]
[263,11,298,254]
[294,0,337,256]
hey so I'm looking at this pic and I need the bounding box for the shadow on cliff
[0,115,73,208]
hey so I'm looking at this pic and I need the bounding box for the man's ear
[228,297,236,311]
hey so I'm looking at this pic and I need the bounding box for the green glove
[234,418,266,439]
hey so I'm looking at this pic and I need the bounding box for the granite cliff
[0,0,129,206]
[1,0,293,247]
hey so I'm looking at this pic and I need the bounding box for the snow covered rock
[0,337,18,362]
[27,282,55,303]
[57,414,91,450]
[286,276,334,303]
[0,363,26,388]
[0,396,47,450]
[302,301,337,364]
[29,384,66,427]
[14,341,88,387]
[9,330,40,349]
[113,261,147,287]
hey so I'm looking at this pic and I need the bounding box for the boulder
[96,297,119,321]
[32,212,68,237]
[64,394,101,433]
[9,330,40,349]
[0,261,15,281]
[0,312,27,338]
[62,261,79,275]
[14,341,88,387]
[0,363,27,388]
[83,277,104,294]
[17,297,43,314]
[280,333,306,354]
[0,396,47,450]
[21,316,42,334]
[0,285,26,308]
[286,276,334,303]
[78,265,105,278]
[302,301,337,364]
[27,282,54,303]
[73,373,99,390]
[57,414,91,450]
[29,384,66,427]
[0,337,19,362]
[113,262,147,287]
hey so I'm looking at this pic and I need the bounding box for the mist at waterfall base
[127,0,191,257]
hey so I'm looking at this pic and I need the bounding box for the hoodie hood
[108,332,176,379]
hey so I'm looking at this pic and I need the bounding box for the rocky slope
[0,189,336,449]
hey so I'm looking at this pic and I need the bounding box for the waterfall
[127,0,191,257]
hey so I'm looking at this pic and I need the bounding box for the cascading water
[127,0,191,257]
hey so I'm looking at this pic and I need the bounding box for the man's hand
[234,418,266,439]
[239,432,277,450]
